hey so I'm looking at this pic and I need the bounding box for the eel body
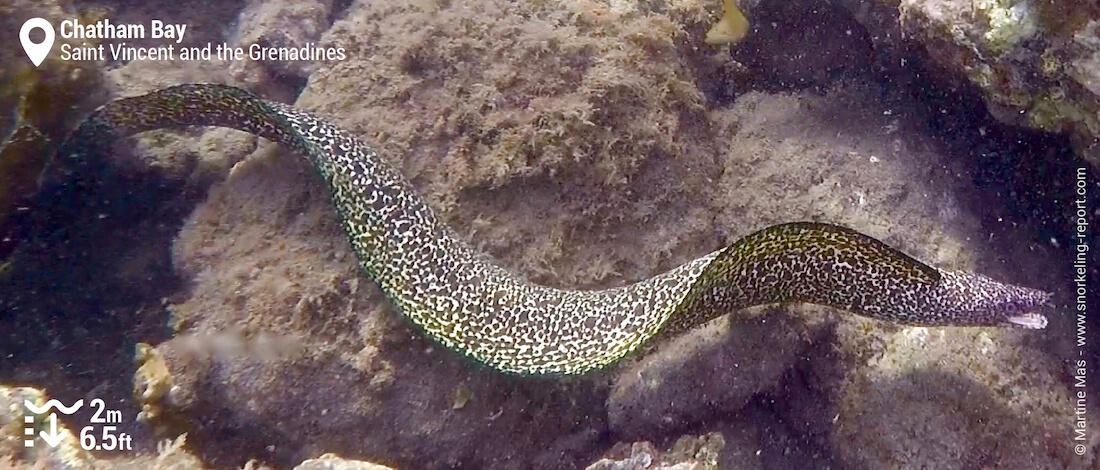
[48,84,1050,375]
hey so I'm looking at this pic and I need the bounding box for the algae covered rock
[0,0,107,262]
[734,0,1100,167]
[294,453,396,470]
[232,0,336,83]
[585,433,724,470]
[827,323,1085,468]
[607,308,821,439]
[893,0,1100,166]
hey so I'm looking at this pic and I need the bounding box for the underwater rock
[825,323,1092,468]
[893,0,1100,167]
[0,126,52,264]
[733,0,1100,167]
[585,433,724,470]
[607,309,820,439]
[134,323,604,469]
[294,453,396,470]
[231,0,336,85]
[0,0,107,262]
[722,0,877,92]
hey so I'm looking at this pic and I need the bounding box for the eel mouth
[1002,290,1053,329]
[1005,312,1048,329]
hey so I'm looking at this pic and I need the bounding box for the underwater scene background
[2,0,1099,468]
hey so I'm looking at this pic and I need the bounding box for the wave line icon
[24,399,83,415]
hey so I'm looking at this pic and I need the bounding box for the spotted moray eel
[51,84,1051,375]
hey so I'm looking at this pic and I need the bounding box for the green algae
[975,0,1037,56]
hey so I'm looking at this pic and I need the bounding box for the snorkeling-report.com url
[1072,165,1090,457]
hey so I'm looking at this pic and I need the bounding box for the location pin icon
[20,18,55,67]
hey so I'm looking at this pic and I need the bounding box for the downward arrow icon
[40,413,65,448]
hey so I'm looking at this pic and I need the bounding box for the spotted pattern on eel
[52,84,1051,375]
